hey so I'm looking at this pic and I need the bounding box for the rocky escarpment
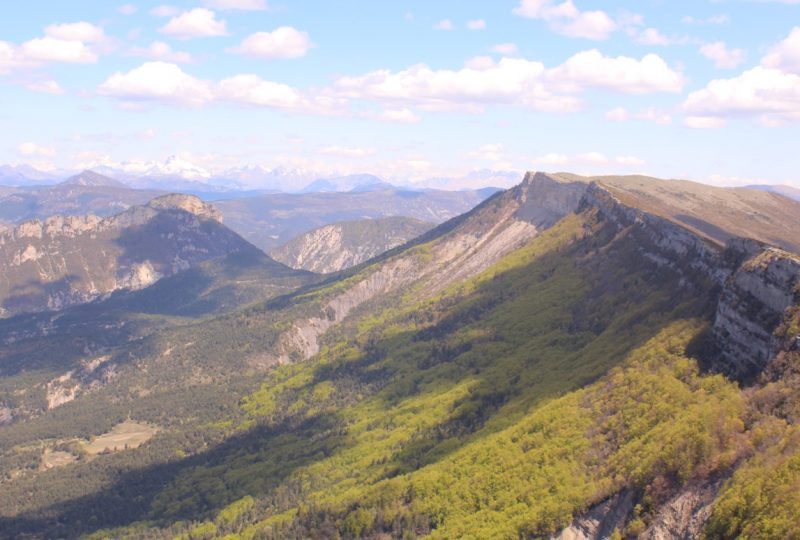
[266,172,592,364]
[711,246,800,380]
[0,194,253,316]
[270,216,434,273]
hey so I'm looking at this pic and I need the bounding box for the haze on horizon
[1,0,799,190]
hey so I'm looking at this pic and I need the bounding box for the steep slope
[270,216,434,273]
[213,187,496,252]
[0,172,798,539]
[0,194,256,316]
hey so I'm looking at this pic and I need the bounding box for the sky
[1,0,799,187]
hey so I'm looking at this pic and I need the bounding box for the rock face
[711,246,800,379]
[270,216,434,273]
[0,194,253,316]
[266,172,592,364]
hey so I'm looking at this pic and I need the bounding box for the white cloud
[159,8,227,39]
[140,128,157,139]
[513,0,618,41]
[17,142,56,157]
[492,43,518,55]
[333,56,582,113]
[547,49,684,94]
[685,116,726,129]
[26,79,65,94]
[680,28,800,125]
[528,151,646,171]
[434,19,454,31]
[229,27,313,59]
[119,4,138,15]
[605,106,628,121]
[203,0,267,10]
[637,28,671,46]
[45,22,105,43]
[97,61,214,106]
[371,108,421,123]
[682,66,800,122]
[20,37,97,63]
[150,5,179,17]
[129,41,194,63]
[467,19,486,30]
[404,12,414,21]
[320,146,376,157]
[700,41,746,69]
[469,143,505,161]
[216,74,305,108]
[636,28,692,47]
[762,26,800,74]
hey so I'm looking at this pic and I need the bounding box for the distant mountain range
[0,158,522,193]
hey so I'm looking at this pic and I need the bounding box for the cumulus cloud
[17,142,56,157]
[513,0,618,40]
[45,22,105,42]
[119,4,138,15]
[203,0,267,10]
[682,66,800,123]
[546,49,684,94]
[96,61,343,114]
[762,26,800,74]
[159,8,227,39]
[229,27,313,59]
[97,61,214,107]
[680,28,800,125]
[333,56,581,113]
[467,19,486,30]
[26,79,65,94]
[700,41,746,69]
[129,41,194,63]
[20,37,97,64]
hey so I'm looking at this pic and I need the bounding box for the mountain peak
[62,170,128,188]
[146,193,222,222]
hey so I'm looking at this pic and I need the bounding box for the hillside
[744,184,800,202]
[0,173,798,539]
[270,216,434,273]
[213,188,496,252]
[0,194,258,316]
[0,171,165,223]
[563,173,800,253]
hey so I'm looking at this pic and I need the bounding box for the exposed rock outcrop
[0,195,251,316]
[270,216,433,273]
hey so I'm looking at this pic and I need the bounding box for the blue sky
[1,0,799,187]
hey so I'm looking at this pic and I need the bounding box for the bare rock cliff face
[711,246,800,379]
[267,172,592,364]
[0,194,251,316]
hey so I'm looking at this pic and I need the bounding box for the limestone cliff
[0,194,252,316]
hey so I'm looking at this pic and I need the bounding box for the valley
[0,172,797,539]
